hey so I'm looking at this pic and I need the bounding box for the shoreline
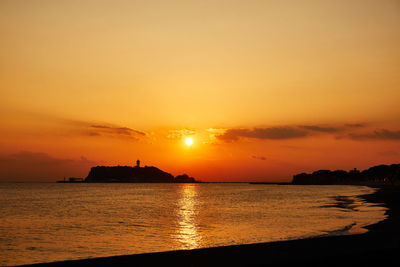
[25,186,400,266]
[361,186,400,234]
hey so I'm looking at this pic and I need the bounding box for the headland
[58,160,196,183]
[293,163,400,186]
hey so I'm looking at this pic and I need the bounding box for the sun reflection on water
[175,184,201,249]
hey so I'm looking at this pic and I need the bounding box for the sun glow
[185,137,193,146]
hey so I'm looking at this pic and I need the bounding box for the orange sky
[1,0,400,182]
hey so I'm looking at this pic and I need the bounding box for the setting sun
[185,137,193,146]
[1,1,400,266]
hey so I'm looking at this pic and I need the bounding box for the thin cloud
[344,123,366,128]
[252,155,267,161]
[300,123,366,133]
[216,127,308,141]
[0,110,147,141]
[0,151,73,165]
[215,123,375,142]
[299,125,339,133]
[0,151,97,182]
[89,125,146,139]
[167,129,196,139]
[348,129,400,140]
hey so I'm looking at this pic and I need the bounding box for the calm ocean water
[0,183,386,266]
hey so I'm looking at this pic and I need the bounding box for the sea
[0,183,386,266]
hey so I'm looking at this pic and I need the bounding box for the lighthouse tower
[136,159,140,168]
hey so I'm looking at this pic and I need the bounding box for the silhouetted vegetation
[292,164,400,185]
[174,174,196,183]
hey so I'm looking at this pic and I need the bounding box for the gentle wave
[0,183,387,266]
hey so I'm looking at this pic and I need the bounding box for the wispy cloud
[88,125,146,140]
[298,125,339,133]
[348,129,400,140]
[216,127,308,141]
[214,123,375,142]
[166,129,196,139]
[0,151,96,181]
[344,123,366,128]
[0,109,147,141]
[299,123,366,133]
[252,155,267,160]
[0,151,73,165]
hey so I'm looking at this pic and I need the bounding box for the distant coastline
[292,163,400,186]
[58,160,197,183]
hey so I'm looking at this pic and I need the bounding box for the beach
[24,186,399,266]
[3,1,399,266]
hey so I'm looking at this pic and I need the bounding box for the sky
[1,0,400,182]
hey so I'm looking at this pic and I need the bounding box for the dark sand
[26,186,400,266]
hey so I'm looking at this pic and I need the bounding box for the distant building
[350,168,360,173]
[136,159,140,167]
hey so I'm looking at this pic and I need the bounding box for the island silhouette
[59,160,196,183]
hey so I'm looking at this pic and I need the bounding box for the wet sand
[26,186,400,266]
